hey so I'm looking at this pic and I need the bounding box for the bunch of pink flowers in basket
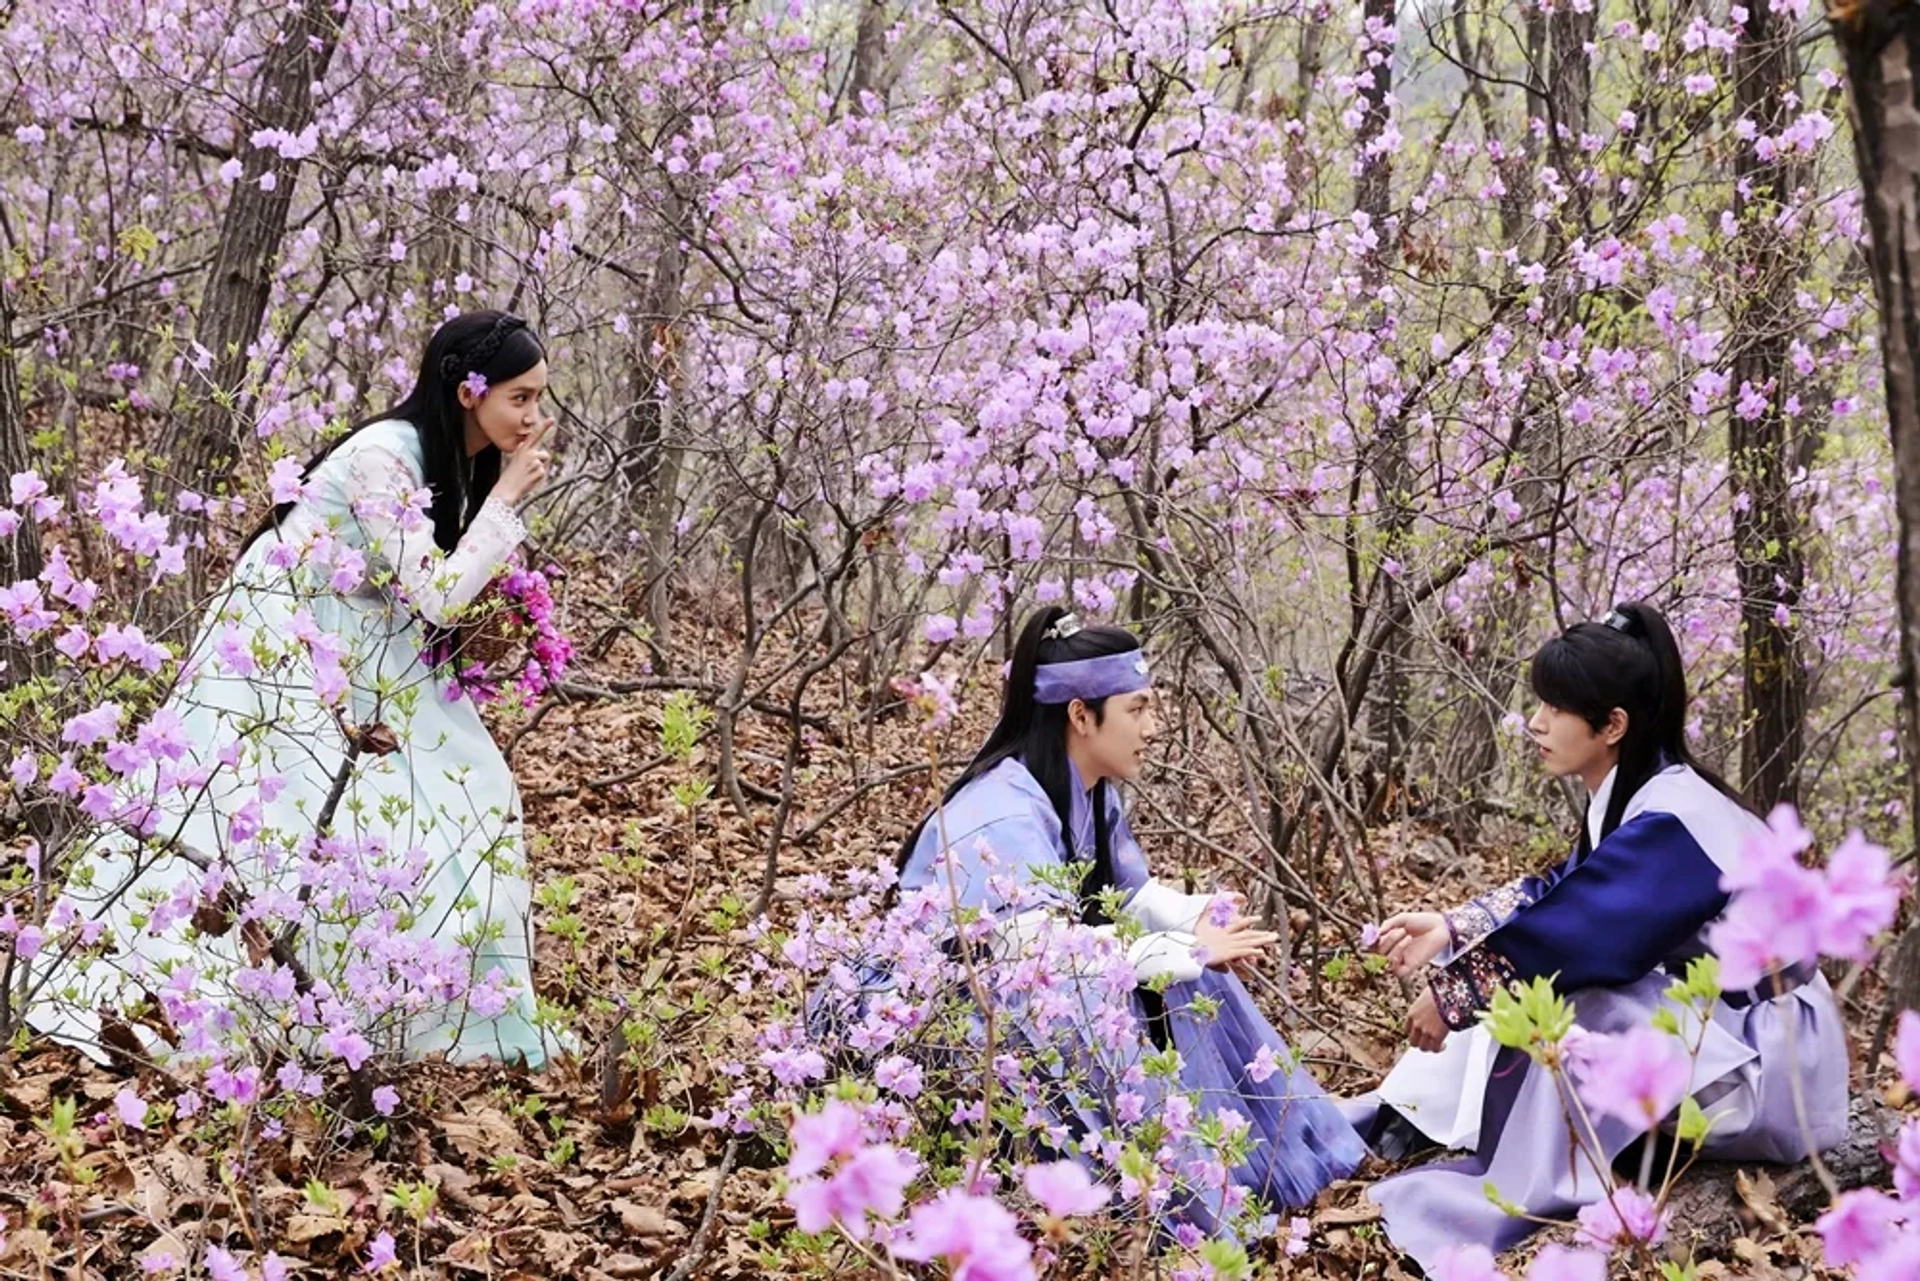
[425,563,573,707]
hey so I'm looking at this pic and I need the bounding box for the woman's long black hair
[1529,599,1749,849]
[239,310,544,557]
[897,605,1143,925]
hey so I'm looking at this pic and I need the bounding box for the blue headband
[1033,650,1153,704]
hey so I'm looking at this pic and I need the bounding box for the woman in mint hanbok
[1342,602,1849,1271]
[24,311,563,1068]
[892,607,1365,1235]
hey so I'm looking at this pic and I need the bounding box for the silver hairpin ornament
[1044,613,1083,640]
[1601,609,1633,633]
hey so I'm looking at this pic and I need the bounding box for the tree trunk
[1357,0,1407,812]
[1546,4,1596,236]
[845,0,890,113]
[160,0,350,582]
[1730,0,1808,811]
[1828,0,1920,1011]
[0,283,44,689]
[624,185,689,660]
[1433,5,1552,839]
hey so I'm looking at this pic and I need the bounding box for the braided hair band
[438,313,528,383]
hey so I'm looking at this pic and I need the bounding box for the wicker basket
[440,584,525,668]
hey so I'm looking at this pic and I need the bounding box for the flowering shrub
[0,0,1912,1273]
[1814,1017,1920,1277]
[730,800,1918,1280]
[2,457,545,1115]
[721,833,1308,1277]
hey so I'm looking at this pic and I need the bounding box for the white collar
[1586,765,1618,851]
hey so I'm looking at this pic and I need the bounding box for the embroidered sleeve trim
[1428,946,1519,1031]
[1443,876,1536,951]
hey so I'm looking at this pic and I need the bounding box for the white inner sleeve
[996,900,1206,985]
[1125,878,1218,934]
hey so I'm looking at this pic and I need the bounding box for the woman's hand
[1407,988,1449,1053]
[1374,910,1451,977]
[1193,913,1281,971]
[495,415,554,506]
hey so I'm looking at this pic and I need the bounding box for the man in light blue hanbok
[892,607,1365,1235]
[1344,604,1849,1271]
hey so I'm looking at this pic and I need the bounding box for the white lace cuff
[475,494,528,546]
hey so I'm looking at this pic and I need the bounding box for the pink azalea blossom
[891,1191,1035,1281]
[204,1247,248,1281]
[321,1023,373,1071]
[1855,1231,1920,1280]
[1898,1009,1920,1095]
[874,1055,925,1099]
[1022,1161,1109,1218]
[1571,1027,1692,1133]
[1431,1244,1505,1281]
[787,1143,917,1239]
[61,701,124,746]
[1526,1245,1607,1281]
[55,625,90,660]
[787,1099,865,1178]
[1713,809,1901,986]
[9,470,46,506]
[114,1087,148,1130]
[267,457,308,505]
[1576,1185,1669,1253]
[363,1229,398,1273]
[1818,830,1900,960]
[1894,1118,1920,1202]
[1710,809,1825,987]
[1817,1188,1904,1267]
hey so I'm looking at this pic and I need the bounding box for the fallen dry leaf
[1737,1168,1790,1237]
[282,1213,355,1246]
[1731,1235,1790,1280]
[437,1107,524,1162]
[507,1190,556,1223]
[424,1161,485,1210]
[612,1198,684,1238]
[1317,1200,1384,1226]
[438,1230,497,1274]
[3,1070,61,1113]
[538,1229,593,1270]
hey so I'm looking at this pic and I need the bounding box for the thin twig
[660,1136,742,1281]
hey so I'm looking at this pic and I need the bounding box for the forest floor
[0,598,1901,1279]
